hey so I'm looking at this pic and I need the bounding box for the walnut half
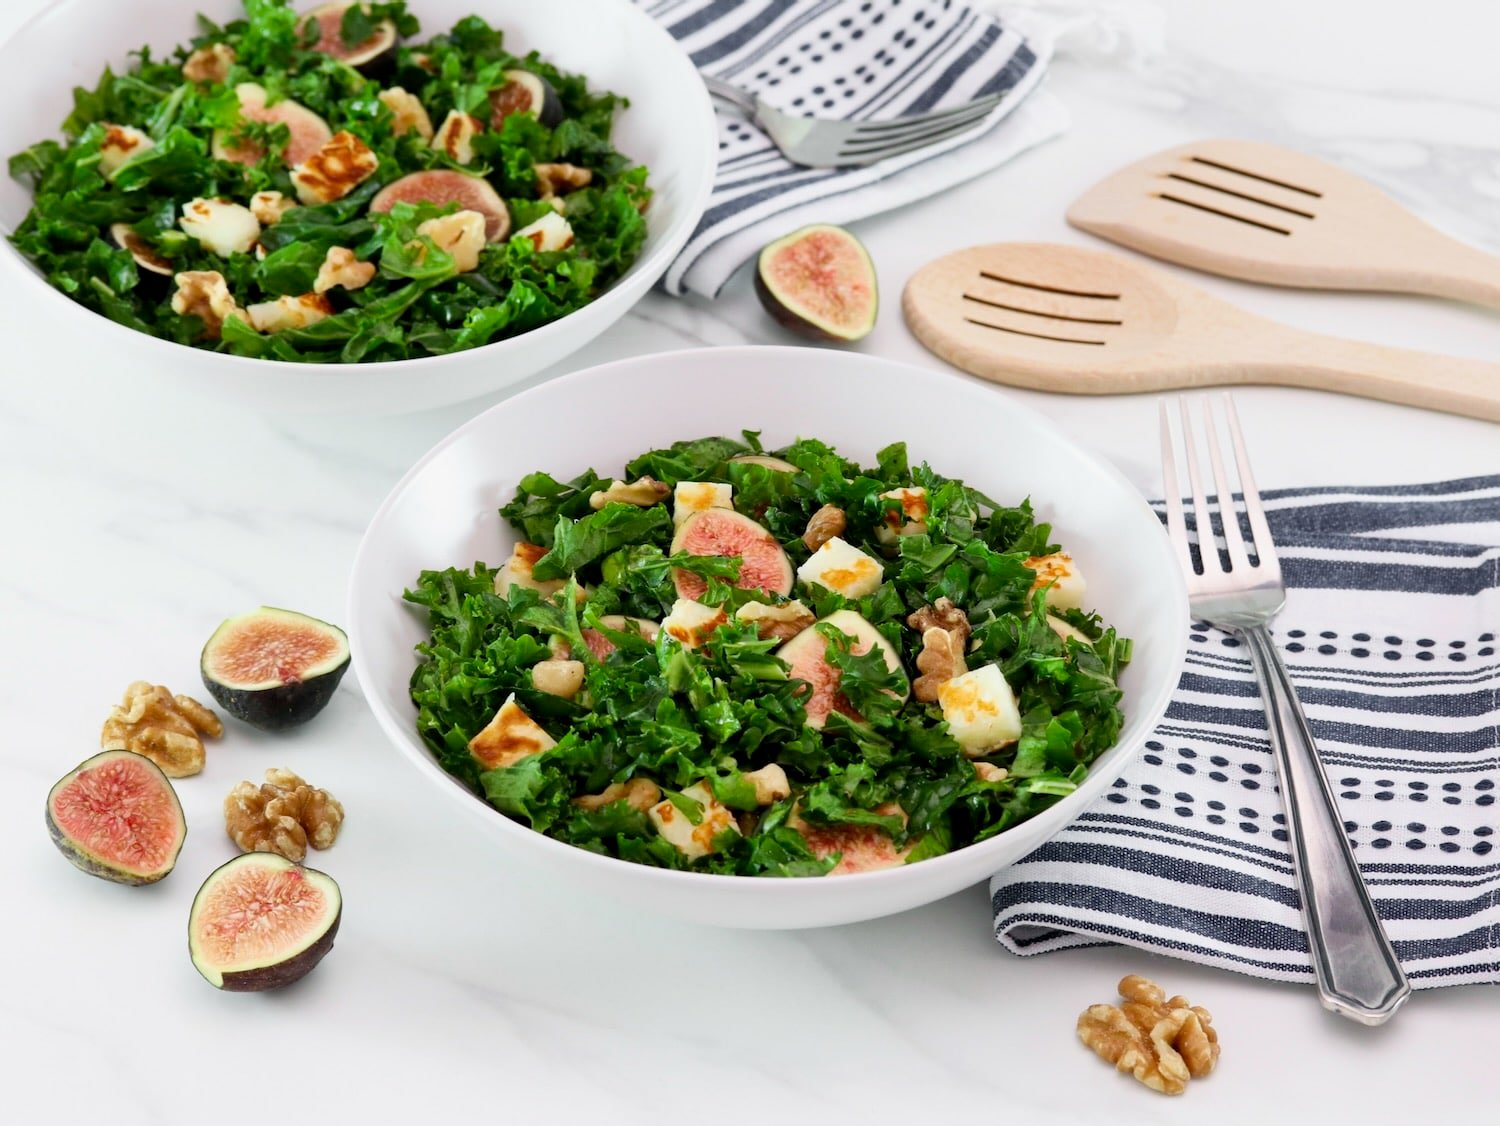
[913,626,967,702]
[801,504,847,551]
[101,681,222,777]
[225,768,345,862]
[1077,975,1221,1096]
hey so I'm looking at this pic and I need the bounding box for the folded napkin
[991,477,1500,990]
[635,0,1069,297]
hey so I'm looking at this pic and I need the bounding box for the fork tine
[1223,394,1280,574]
[846,93,1006,139]
[840,104,997,153]
[1202,398,1252,572]
[1158,401,1195,577]
[836,113,994,163]
[1178,399,1224,574]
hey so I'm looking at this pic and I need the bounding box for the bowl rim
[348,344,1191,895]
[0,0,718,374]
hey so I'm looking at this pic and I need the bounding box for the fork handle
[1241,626,1411,1025]
[700,74,758,119]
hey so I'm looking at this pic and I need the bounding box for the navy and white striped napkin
[991,477,1500,990]
[636,0,1068,297]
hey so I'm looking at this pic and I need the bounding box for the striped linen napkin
[991,476,1500,990]
[635,0,1068,297]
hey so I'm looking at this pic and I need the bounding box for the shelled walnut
[801,505,847,551]
[100,681,222,777]
[913,626,967,702]
[906,597,970,643]
[534,162,593,201]
[225,768,344,862]
[1077,975,1220,1095]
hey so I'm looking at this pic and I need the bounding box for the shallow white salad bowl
[0,0,715,415]
[349,347,1189,929]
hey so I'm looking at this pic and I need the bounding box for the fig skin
[369,170,512,242]
[755,224,879,343]
[188,854,341,992]
[46,750,186,885]
[200,607,351,732]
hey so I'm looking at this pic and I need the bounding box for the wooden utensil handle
[1247,326,1500,422]
[1406,235,1500,311]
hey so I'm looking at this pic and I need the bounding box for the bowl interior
[0,0,716,406]
[348,346,1189,928]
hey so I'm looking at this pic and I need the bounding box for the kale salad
[405,435,1132,878]
[8,1,650,362]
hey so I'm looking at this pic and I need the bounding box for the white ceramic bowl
[0,0,715,415]
[348,346,1189,929]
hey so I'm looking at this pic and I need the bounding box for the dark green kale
[8,0,650,362]
[405,436,1132,877]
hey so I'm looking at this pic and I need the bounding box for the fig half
[490,70,563,130]
[298,2,399,71]
[47,750,186,885]
[670,508,793,601]
[777,609,906,728]
[211,83,333,167]
[369,169,512,242]
[189,853,341,991]
[201,607,350,732]
[755,224,878,342]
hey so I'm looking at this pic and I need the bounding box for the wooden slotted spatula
[901,242,1500,421]
[1067,138,1500,308]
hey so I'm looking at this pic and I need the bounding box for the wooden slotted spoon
[1067,138,1500,308]
[901,242,1500,421]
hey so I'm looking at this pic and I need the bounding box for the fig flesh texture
[298,2,399,70]
[777,609,906,728]
[201,606,350,732]
[755,224,878,342]
[211,83,333,167]
[109,223,173,276]
[369,170,512,242]
[188,853,341,991]
[669,508,793,601]
[47,750,185,885]
[489,69,563,130]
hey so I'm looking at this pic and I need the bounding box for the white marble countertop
[3,1,1496,1122]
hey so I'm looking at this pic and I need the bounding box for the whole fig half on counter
[47,750,186,885]
[201,607,350,732]
[755,224,879,342]
[189,853,341,991]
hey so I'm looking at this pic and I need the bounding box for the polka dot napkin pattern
[992,476,1500,989]
[636,0,1066,297]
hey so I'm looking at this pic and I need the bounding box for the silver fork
[702,75,1005,168]
[1159,394,1410,1026]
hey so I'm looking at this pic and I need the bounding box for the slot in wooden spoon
[901,242,1500,421]
[1067,138,1500,309]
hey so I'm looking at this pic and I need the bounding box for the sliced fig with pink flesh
[583,615,659,660]
[201,607,350,732]
[188,853,341,991]
[489,69,563,130]
[211,83,333,167]
[369,170,512,242]
[669,508,793,601]
[789,804,912,874]
[755,224,878,342]
[46,750,185,885]
[297,2,399,71]
[776,609,906,728]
